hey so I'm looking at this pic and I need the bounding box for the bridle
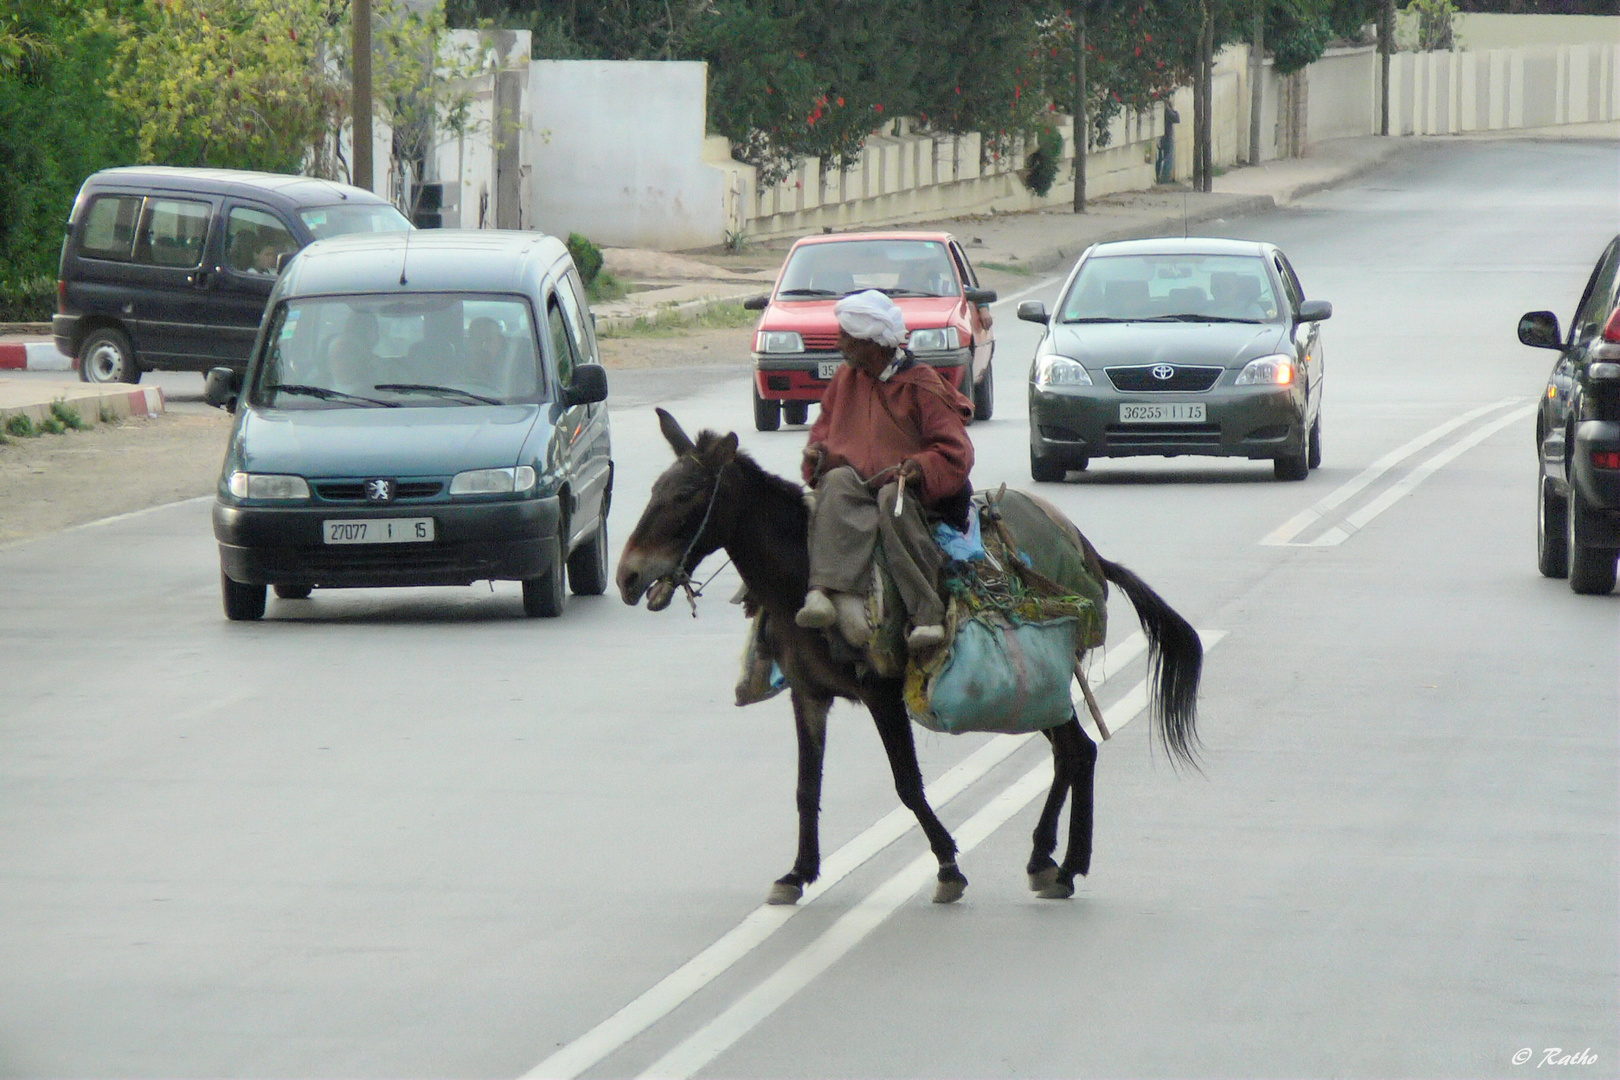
[659,456,734,616]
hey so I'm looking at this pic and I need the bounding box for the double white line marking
[526,626,1223,1080]
[1261,399,1536,547]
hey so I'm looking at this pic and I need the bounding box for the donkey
[616,409,1201,904]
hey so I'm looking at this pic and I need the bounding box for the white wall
[522,60,728,249]
[1451,13,1619,51]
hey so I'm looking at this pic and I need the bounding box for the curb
[595,287,762,334]
[0,384,164,430]
[0,341,75,372]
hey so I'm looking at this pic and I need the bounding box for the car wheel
[222,573,266,621]
[753,385,781,432]
[1274,437,1309,481]
[972,368,994,421]
[1031,448,1067,483]
[783,401,810,426]
[1307,413,1322,470]
[1537,476,1569,579]
[79,327,140,384]
[273,583,313,600]
[567,520,610,596]
[1566,486,1618,595]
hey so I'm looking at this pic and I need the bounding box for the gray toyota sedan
[1021,237,1331,481]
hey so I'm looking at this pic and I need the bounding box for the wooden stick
[1073,658,1111,740]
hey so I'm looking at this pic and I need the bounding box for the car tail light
[1592,451,1620,470]
[1603,305,1620,343]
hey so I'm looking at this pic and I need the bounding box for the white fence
[418,20,1618,250]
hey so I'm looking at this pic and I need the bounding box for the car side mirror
[964,287,997,305]
[1518,310,1563,349]
[1297,299,1332,322]
[1017,300,1048,324]
[204,367,241,412]
[275,251,296,275]
[743,294,769,311]
[565,363,608,406]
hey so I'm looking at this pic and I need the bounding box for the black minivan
[54,167,411,384]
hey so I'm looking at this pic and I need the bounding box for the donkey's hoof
[1036,875,1076,900]
[932,865,968,904]
[1028,866,1061,893]
[766,880,803,905]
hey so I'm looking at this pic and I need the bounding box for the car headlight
[756,330,804,354]
[228,472,309,500]
[449,466,537,495]
[1033,353,1093,389]
[908,327,960,352]
[1234,354,1295,386]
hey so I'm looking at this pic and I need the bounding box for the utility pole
[352,0,373,190]
[1248,0,1263,166]
[1200,12,1215,191]
[1378,0,1394,135]
[1073,2,1087,213]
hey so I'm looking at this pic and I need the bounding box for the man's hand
[802,443,826,484]
[897,457,924,488]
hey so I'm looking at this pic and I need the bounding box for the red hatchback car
[743,231,997,430]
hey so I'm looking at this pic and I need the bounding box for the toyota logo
[1151,364,1176,381]
[364,478,395,503]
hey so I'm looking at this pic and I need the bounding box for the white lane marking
[989,275,1065,311]
[1260,400,1522,546]
[1314,405,1536,544]
[637,631,1224,1080]
[0,495,214,554]
[524,632,1148,1080]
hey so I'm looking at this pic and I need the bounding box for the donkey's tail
[1097,556,1203,770]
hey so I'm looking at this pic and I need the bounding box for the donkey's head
[617,408,740,610]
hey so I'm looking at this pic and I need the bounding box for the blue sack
[904,614,1082,735]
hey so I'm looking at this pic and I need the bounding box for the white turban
[834,289,907,349]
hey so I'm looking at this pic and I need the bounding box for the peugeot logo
[364,478,395,503]
[1151,364,1176,381]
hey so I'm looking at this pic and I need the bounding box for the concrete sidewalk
[1,134,1404,427]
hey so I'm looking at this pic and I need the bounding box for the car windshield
[250,293,545,409]
[777,239,960,299]
[299,203,412,241]
[1060,253,1281,323]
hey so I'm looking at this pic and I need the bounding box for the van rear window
[80,195,144,261]
[300,204,412,241]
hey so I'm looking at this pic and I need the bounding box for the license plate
[323,518,435,544]
[817,361,841,380]
[1118,403,1207,423]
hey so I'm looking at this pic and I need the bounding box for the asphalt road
[1,138,1616,1078]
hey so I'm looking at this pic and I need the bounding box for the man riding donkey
[795,290,975,654]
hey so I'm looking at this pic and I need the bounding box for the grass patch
[598,301,758,339]
[5,412,38,438]
[49,400,89,432]
[980,261,1036,277]
[587,270,629,304]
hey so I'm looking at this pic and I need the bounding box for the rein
[664,457,734,617]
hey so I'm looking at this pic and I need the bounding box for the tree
[99,0,347,173]
[0,1,137,297]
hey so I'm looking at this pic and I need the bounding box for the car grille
[1105,423,1224,450]
[1105,365,1224,392]
[314,481,444,502]
[800,331,840,351]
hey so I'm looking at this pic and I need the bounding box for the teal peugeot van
[204,230,612,621]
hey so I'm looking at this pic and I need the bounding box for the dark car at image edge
[1521,232,1620,595]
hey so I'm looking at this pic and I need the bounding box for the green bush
[1022,125,1065,198]
[567,232,604,290]
[0,276,56,322]
[48,400,88,431]
[5,412,38,438]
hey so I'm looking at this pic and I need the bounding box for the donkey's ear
[656,407,696,457]
[710,431,740,466]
